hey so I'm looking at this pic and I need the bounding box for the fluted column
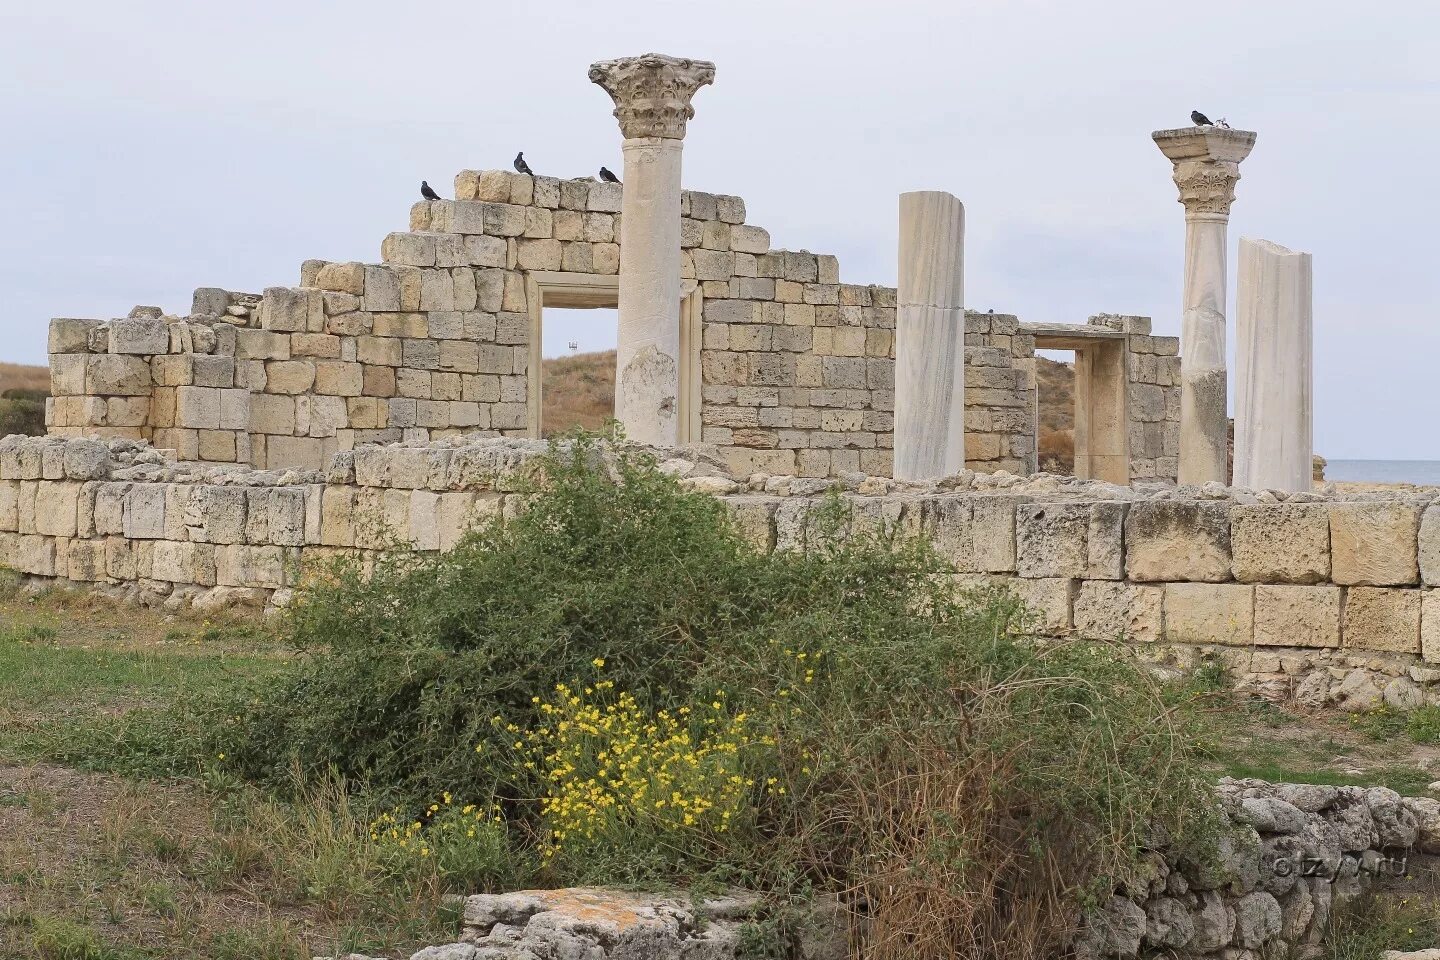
[589,53,715,447]
[894,191,966,480]
[1153,126,1256,484]
[1234,237,1313,492]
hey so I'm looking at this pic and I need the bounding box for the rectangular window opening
[1035,348,1076,475]
[541,306,618,438]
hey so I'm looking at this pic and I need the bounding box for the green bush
[127,438,1223,960]
[0,388,47,437]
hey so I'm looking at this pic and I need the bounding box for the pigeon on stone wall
[514,152,534,175]
[1191,110,1213,126]
[599,166,621,184]
[420,181,441,201]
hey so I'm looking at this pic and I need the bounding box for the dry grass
[0,585,458,959]
[542,350,615,437]
[1036,356,1075,473]
[0,362,49,396]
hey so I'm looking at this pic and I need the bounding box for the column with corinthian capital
[1152,126,1256,485]
[589,53,715,447]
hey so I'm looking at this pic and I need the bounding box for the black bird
[420,180,441,201]
[1190,110,1213,127]
[599,166,621,184]
[514,152,534,175]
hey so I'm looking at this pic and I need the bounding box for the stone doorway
[524,272,702,442]
[1030,326,1129,484]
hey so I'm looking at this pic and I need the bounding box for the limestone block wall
[43,169,1176,483]
[278,779,1440,960]
[962,311,1037,475]
[4,434,1440,713]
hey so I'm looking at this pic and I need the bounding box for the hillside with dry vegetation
[1036,356,1075,473]
[0,361,49,437]
[542,350,615,436]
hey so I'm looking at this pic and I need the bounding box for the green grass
[1322,892,1440,959]
[0,633,282,765]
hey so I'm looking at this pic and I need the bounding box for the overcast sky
[2,1,1436,457]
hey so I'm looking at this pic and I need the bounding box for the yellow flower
[592,657,606,668]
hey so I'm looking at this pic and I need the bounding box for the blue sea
[1325,460,1440,486]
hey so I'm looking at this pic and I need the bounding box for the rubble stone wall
[43,170,1177,482]
[8,433,1434,706]
[327,780,1440,960]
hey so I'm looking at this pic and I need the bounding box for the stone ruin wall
[347,778,1440,960]
[41,169,1178,483]
[5,434,1440,712]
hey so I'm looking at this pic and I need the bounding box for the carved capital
[1172,159,1242,217]
[588,52,716,140]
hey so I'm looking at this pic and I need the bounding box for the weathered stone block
[265,360,317,395]
[215,544,292,588]
[259,287,322,333]
[1163,582,1254,646]
[1010,577,1074,635]
[33,481,80,537]
[176,386,221,429]
[1343,586,1421,653]
[1125,501,1231,582]
[1230,504,1329,583]
[109,317,169,355]
[151,541,217,586]
[85,355,151,396]
[122,484,166,539]
[1072,580,1164,643]
[1422,590,1440,664]
[1329,502,1421,586]
[1417,506,1440,586]
[1253,585,1341,648]
[49,317,101,354]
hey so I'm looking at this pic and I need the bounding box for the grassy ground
[2,580,1437,957]
[0,586,458,960]
[0,362,49,395]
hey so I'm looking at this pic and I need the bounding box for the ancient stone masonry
[327,779,1440,960]
[7,434,1440,709]
[44,174,1176,483]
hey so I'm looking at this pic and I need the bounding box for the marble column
[1152,126,1257,485]
[894,191,966,480]
[1234,237,1313,492]
[589,53,715,447]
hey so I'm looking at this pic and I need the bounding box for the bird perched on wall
[1190,110,1213,126]
[599,166,620,184]
[420,181,441,201]
[514,152,534,175]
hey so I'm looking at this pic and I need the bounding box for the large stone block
[151,541,217,586]
[1329,502,1421,586]
[33,481,80,537]
[183,485,248,544]
[1253,585,1341,648]
[1417,506,1440,586]
[259,287,323,333]
[1343,586,1421,653]
[85,355,152,396]
[1163,582,1254,646]
[1422,590,1440,664]
[1009,577,1074,635]
[215,544,293,588]
[108,317,170,355]
[1230,504,1329,583]
[49,317,101,354]
[1015,501,1125,580]
[1072,580,1164,643]
[1125,500,1231,582]
[176,386,222,429]
[122,484,167,539]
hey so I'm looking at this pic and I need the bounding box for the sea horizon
[1323,458,1440,485]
